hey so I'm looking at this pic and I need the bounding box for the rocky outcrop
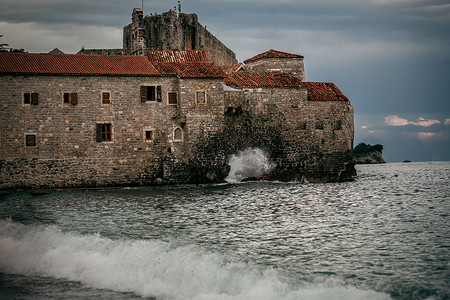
[353,151,386,164]
[353,143,386,164]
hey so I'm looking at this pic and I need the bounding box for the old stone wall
[0,74,354,189]
[123,11,237,66]
[0,74,226,189]
[222,87,354,182]
[244,58,305,81]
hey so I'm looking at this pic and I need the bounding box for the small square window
[24,93,38,105]
[96,123,112,142]
[140,86,162,102]
[63,93,77,105]
[145,130,154,141]
[196,91,206,104]
[25,134,36,147]
[316,121,324,130]
[334,120,342,130]
[298,121,307,130]
[168,92,178,105]
[102,92,111,104]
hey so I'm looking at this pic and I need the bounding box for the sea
[0,157,448,299]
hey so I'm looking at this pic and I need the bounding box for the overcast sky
[1,0,449,162]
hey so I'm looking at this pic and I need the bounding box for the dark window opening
[146,86,155,101]
[96,123,112,142]
[196,91,206,104]
[24,93,31,104]
[334,120,342,130]
[102,92,111,104]
[64,93,78,105]
[145,130,154,141]
[140,86,161,102]
[24,93,38,105]
[168,92,178,105]
[25,134,36,147]
[298,121,307,130]
[316,121,324,130]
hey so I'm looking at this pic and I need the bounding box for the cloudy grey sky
[1,0,449,162]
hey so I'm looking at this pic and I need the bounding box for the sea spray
[0,219,392,300]
[225,148,276,183]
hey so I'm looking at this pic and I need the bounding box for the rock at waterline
[353,143,386,164]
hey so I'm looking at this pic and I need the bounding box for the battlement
[123,9,237,66]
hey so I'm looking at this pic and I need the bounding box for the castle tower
[123,9,237,66]
[128,8,147,55]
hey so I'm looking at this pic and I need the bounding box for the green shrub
[353,143,383,158]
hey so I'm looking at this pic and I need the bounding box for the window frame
[63,92,78,105]
[23,93,38,105]
[173,127,183,142]
[96,123,113,142]
[140,85,162,102]
[25,134,37,147]
[167,92,178,105]
[101,91,111,104]
[195,90,207,105]
[144,129,154,142]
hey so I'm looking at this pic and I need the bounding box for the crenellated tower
[123,9,237,66]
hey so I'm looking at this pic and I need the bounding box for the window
[196,91,206,104]
[168,92,178,105]
[140,86,162,102]
[298,121,307,130]
[145,130,154,142]
[102,92,111,104]
[25,134,36,147]
[334,120,342,130]
[173,127,183,141]
[96,123,112,142]
[63,93,78,105]
[316,121,324,130]
[24,93,38,105]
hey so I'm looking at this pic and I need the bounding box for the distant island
[353,143,386,164]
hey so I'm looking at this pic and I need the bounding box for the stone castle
[0,8,355,189]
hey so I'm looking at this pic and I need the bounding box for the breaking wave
[0,219,392,300]
[225,148,276,183]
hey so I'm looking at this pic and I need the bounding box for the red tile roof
[300,82,349,101]
[0,53,159,76]
[147,50,225,78]
[221,63,244,74]
[147,50,209,63]
[224,72,302,88]
[244,49,304,64]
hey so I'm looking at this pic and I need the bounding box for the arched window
[173,127,183,141]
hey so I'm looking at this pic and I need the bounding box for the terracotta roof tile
[0,53,160,76]
[148,50,225,78]
[300,82,349,101]
[152,62,226,78]
[147,50,209,63]
[244,49,304,64]
[221,63,244,74]
[224,72,302,88]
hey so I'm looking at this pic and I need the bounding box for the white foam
[0,219,392,300]
[225,148,276,183]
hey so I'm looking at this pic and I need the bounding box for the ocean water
[0,161,449,299]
